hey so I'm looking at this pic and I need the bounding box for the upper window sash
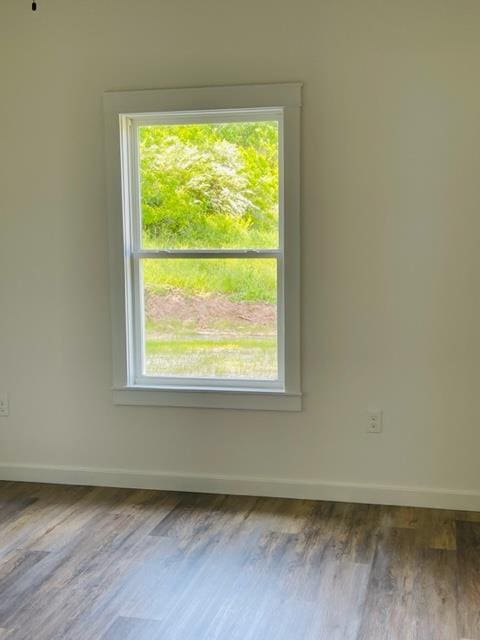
[122,109,284,255]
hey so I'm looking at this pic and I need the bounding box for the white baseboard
[0,462,479,512]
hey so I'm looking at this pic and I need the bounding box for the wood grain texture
[0,481,477,639]
[457,521,480,639]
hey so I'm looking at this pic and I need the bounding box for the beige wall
[1,0,479,507]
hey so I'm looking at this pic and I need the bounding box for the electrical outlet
[367,409,382,433]
[0,394,9,417]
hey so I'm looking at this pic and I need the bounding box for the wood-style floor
[0,482,478,639]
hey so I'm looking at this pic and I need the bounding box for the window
[104,84,301,410]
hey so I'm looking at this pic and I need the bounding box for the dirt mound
[145,290,276,328]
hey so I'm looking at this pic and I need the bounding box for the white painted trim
[113,388,302,411]
[103,83,302,115]
[103,82,302,409]
[0,463,479,512]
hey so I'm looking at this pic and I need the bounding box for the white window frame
[104,83,302,411]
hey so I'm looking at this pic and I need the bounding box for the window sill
[112,386,302,411]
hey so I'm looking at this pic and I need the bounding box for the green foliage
[146,337,275,353]
[143,258,277,304]
[145,335,277,378]
[140,121,279,249]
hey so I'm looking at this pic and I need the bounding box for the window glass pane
[142,258,278,380]
[139,121,279,249]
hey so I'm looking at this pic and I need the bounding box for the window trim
[104,83,302,411]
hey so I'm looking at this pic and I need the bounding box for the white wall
[1,0,480,509]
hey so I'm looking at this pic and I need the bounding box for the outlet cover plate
[0,394,9,417]
[367,409,382,433]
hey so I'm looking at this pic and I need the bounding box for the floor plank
[456,520,480,640]
[102,616,164,640]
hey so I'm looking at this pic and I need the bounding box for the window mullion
[132,249,281,260]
